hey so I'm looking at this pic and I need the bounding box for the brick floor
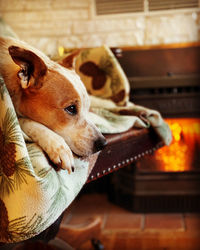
[144,213,185,231]
[104,204,142,231]
[61,193,200,250]
[184,214,200,231]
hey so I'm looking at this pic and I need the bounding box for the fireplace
[108,44,200,212]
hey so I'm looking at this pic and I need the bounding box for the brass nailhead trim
[91,146,160,180]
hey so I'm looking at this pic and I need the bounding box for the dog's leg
[19,118,74,174]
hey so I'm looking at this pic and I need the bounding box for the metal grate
[149,0,199,11]
[95,0,199,15]
[95,0,144,15]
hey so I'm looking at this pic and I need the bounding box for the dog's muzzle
[94,136,107,152]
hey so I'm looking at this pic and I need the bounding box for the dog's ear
[8,46,47,89]
[59,49,81,70]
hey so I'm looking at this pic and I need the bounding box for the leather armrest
[87,127,163,183]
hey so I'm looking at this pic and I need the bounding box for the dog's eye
[64,105,77,115]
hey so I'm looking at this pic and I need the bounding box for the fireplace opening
[138,118,200,173]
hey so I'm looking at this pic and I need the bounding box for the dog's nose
[94,136,107,152]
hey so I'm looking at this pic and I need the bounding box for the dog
[0,36,107,174]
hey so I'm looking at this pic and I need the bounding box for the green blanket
[0,77,95,242]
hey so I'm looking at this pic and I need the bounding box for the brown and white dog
[0,36,106,173]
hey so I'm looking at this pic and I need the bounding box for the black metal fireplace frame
[130,74,200,118]
[109,44,200,213]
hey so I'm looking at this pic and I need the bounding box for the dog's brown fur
[0,37,106,173]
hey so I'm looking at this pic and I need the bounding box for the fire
[137,118,200,172]
[155,118,200,172]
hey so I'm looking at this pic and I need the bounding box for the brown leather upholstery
[87,127,164,182]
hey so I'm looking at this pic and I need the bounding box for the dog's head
[0,37,106,156]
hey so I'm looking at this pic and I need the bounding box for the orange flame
[137,118,200,172]
[155,118,200,172]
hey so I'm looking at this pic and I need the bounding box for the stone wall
[0,0,199,56]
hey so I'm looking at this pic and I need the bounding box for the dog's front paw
[19,118,74,173]
[45,136,74,174]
